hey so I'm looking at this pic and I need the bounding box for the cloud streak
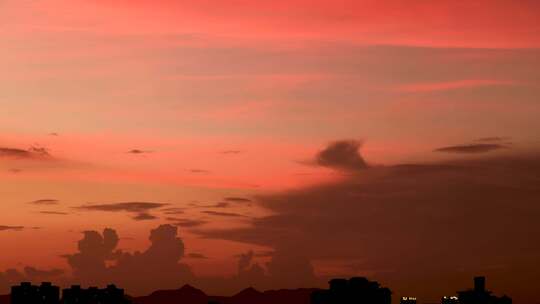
[434,143,508,154]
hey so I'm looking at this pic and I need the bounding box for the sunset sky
[1,1,540,303]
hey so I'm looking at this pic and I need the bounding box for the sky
[1,0,540,303]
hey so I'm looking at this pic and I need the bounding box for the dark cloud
[77,202,167,213]
[162,207,185,215]
[29,199,59,205]
[39,211,69,215]
[0,225,24,231]
[224,197,253,203]
[315,140,368,171]
[133,213,158,221]
[0,146,51,159]
[77,202,166,221]
[199,202,230,208]
[195,153,540,302]
[201,211,248,218]
[127,149,152,155]
[49,132,59,136]
[65,224,194,295]
[8,168,22,174]
[435,143,507,153]
[187,253,209,259]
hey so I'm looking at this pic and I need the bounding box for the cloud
[224,197,253,203]
[315,140,368,171]
[0,225,24,231]
[199,202,231,208]
[127,149,152,155]
[162,207,185,215]
[133,213,158,221]
[195,151,540,302]
[201,211,248,218]
[0,146,51,159]
[76,202,167,221]
[29,199,59,205]
[434,143,508,154]
[77,202,167,212]
[39,211,69,215]
[64,224,194,295]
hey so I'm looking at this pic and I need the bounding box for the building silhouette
[311,277,391,304]
[400,296,417,304]
[457,277,511,304]
[11,282,60,304]
[62,284,130,304]
[441,295,459,304]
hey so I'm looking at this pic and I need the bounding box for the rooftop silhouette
[5,276,513,304]
[311,277,391,304]
[10,282,130,304]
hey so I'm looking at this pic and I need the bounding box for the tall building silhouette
[441,295,459,304]
[311,277,391,304]
[11,282,60,304]
[457,276,512,304]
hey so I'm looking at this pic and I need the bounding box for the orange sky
[1,1,540,303]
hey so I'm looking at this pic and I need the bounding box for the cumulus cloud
[65,224,194,295]
[434,143,508,153]
[315,140,368,171]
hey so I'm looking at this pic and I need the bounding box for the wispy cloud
[0,146,51,160]
[29,199,59,205]
[39,211,69,215]
[202,211,248,218]
[77,202,168,212]
[0,225,24,231]
[434,143,508,154]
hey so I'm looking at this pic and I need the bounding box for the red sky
[1,1,540,303]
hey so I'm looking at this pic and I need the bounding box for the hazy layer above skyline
[1,1,539,303]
